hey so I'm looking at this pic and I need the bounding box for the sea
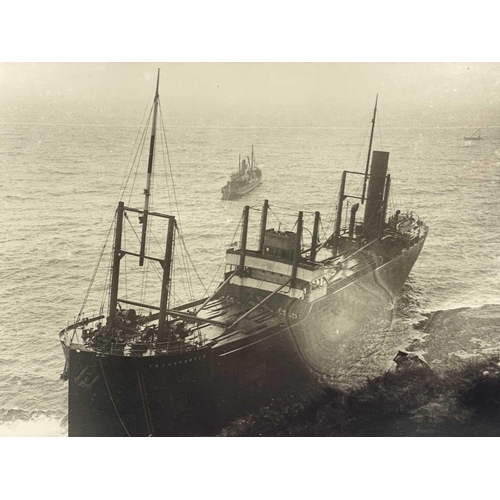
[1,94,499,437]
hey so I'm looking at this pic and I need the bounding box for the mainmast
[139,68,161,266]
[361,94,378,204]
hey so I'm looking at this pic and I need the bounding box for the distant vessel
[221,146,262,199]
[59,80,428,437]
[464,129,483,140]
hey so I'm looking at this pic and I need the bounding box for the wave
[393,277,428,315]
[0,409,67,437]
[5,194,29,200]
[46,258,66,266]
[431,299,500,314]
[51,169,81,176]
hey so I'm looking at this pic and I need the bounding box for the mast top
[361,94,379,204]
[373,94,378,121]
[155,68,160,99]
[139,67,162,266]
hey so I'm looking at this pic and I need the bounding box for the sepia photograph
[1,3,499,497]
[1,60,499,440]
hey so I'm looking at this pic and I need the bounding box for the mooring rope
[137,369,155,437]
[99,357,131,437]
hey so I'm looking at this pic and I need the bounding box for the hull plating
[222,176,262,199]
[66,236,425,436]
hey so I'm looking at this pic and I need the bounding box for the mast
[348,203,360,239]
[139,68,161,266]
[310,211,320,262]
[158,216,176,341]
[108,202,125,324]
[332,171,347,255]
[378,174,391,238]
[361,94,378,204]
[291,211,303,286]
[259,199,269,253]
[239,206,250,277]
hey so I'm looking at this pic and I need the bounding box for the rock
[394,350,431,371]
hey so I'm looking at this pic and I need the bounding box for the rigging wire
[153,126,196,300]
[377,110,384,152]
[75,89,200,324]
[127,122,150,207]
[123,213,185,306]
[99,358,131,437]
[266,203,318,215]
[115,102,154,206]
[204,255,227,296]
[354,123,372,171]
[176,232,209,295]
[319,219,329,244]
[121,110,152,202]
[75,214,115,330]
[158,104,208,297]
[178,238,195,300]
[99,217,115,315]
[81,99,155,321]
[150,227,194,302]
[204,211,244,295]
[268,206,283,228]
[158,104,182,226]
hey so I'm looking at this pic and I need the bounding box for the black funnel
[363,151,389,240]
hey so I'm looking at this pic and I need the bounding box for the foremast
[107,69,176,343]
[140,69,161,267]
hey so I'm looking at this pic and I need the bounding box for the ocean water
[1,98,499,436]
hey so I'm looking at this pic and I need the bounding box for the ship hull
[67,331,311,437]
[222,176,262,200]
[66,235,425,437]
[288,236,425,376]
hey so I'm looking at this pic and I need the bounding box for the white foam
[431,298,500,313]
[0,415,67,437]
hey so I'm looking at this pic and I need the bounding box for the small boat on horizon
[464,128,483,141]
[221,146,262,200]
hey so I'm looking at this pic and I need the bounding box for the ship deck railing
[110,337,205,356]
[60,313,213,357]
[72,335,208,357]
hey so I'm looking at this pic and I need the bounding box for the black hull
[68,331,312,437]
[67,236,425,436]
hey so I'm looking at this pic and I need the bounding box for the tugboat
[221,146,262,199]
[463,128,483,140]
[59,77,428,436]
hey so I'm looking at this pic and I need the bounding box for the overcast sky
[1,63,499,127]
